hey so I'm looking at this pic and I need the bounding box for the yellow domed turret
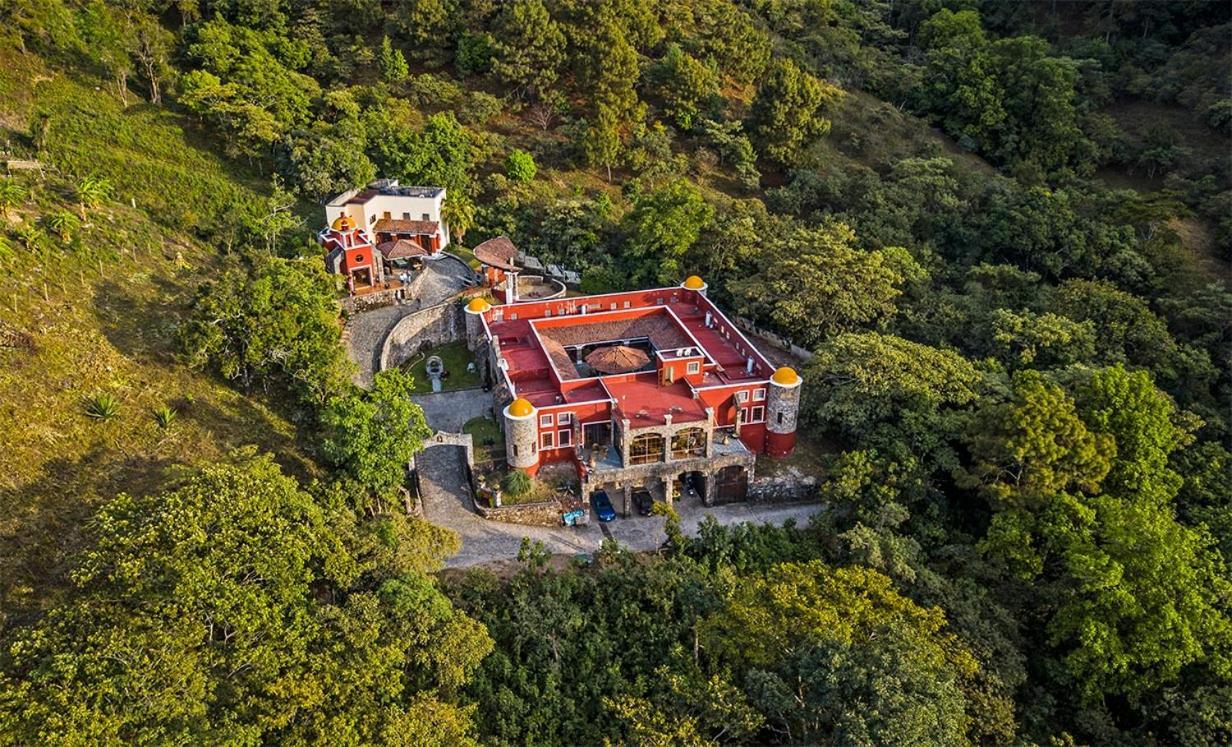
[331,215,355,232]
[682,275,706,290]
[466,297,492,313]
[507,398,534,418]
[771,366,800,386]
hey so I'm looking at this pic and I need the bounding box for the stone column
[663,475,674,507]
[766,369,803,459]
[620,418,631,467]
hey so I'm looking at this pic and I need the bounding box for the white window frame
[557,412,571,425]
[540,414,554,428]
[736,390,749,403]
[541,431,554,449]
[754,388,766,401]
[558,429,572,447]
[751,406,765,423]
[686,361,701,375]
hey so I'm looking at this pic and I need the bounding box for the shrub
[502,470,532,496]
[505,149,537,183]
[83,392,120,420]
[153,405,177,428]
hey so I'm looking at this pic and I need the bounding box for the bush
[505,149,537,183]
[83,392,119,420]
[153,405,177,429]
[502,470,532,496]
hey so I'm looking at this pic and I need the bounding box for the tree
[505,149,537,183]
[730,220,916,348]
[379,35,410,82]
[579,3,642,180]
[965,366,1232,701]
[44,210,81,243]
[623,179,714,284]
[321,369,433,512]
[750,58,841,165]
[178,258,352,405]
[74,175,112,219]
[0,453,491,744]
[804,333,982,471]
[988,308,1097,367]
[701,562,980,744]
[0,178,28,219]
[654,44,718,130]
[491,0,566,101]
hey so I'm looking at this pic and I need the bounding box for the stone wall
[733,315,814,362]
[747,474,818,503]
[379,301,464,371]
[475,498,564,526]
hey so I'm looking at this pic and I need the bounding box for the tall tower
[765,366,801,458]
[464,297,490,352]
[503,397,539,474]
[681,275,708,297]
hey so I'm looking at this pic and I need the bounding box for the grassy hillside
[0,49,319,619]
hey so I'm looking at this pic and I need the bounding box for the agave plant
[84,391,120,420]
[152,405,177,429]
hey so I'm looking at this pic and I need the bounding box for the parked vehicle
[592,490,617,522]
[633,488,654,517]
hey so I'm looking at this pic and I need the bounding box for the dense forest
[0,0,1229,744]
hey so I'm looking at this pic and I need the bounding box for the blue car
[592,490,617,522]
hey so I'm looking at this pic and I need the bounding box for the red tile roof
[473,235,519,271]
[377,239,428,259]
[375,218,439,234]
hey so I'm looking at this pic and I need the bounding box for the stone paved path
[411,389,494,432]
[345,256,476,387]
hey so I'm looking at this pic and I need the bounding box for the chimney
[746,357,754,374]
[704,311,712,327]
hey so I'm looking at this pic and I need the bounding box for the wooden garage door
[714,465,747,503]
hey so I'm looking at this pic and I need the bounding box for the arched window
[628,432,665,465]
[670,428,706,460]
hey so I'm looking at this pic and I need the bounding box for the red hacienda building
[462,276,802,508]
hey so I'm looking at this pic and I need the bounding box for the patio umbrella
[585,345,650,374]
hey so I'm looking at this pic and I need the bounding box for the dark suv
[633,488,654,517]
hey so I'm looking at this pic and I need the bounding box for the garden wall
[379,301,464,372]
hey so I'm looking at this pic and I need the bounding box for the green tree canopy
[178,257,352,405]
[750,57,841,165]
[321,369,433,511]
[0,453,491,744]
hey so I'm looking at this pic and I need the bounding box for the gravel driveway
[415,444,822,569]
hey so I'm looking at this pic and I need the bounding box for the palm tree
[13,223,46,253]
[45,210,82,243]
[75,175,112,219]
[0,178,27,219]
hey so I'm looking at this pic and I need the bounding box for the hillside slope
[0,49,318,619]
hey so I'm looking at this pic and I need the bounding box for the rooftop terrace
[485,288,775,408]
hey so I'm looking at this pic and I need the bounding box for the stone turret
[464,297,490,352]
[765,366,802,458]
[681,275,708,297]
[503,397,539,473]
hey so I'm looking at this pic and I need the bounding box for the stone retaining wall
[379,301,464,371]
[475,498,564,526]
[748,474,818,503]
